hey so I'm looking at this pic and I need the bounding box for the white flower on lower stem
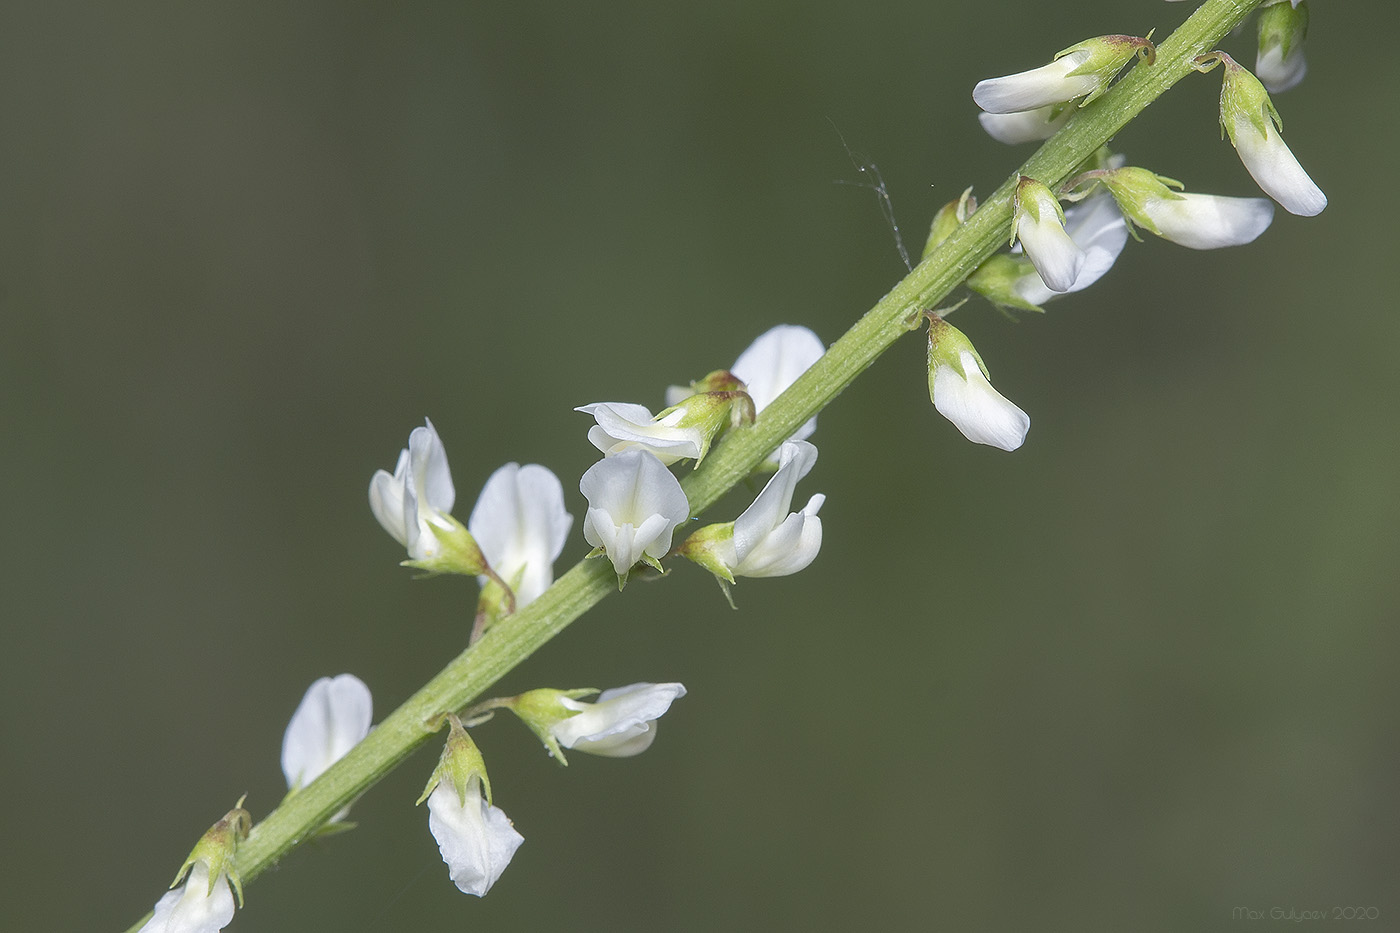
[1205,51,1325,216]
[926,317,1029,452]
[1013,176,1084,293]
[1097,167,1275,250]
[468,463,573,608]
[978,106,1072,144]
[973,35,1154,113]
[281,674,373,815]
[551,683,688,757]
[141,863,235,933]
[1012,191,1128,307]
[420,715,523,897]
[426,779,523,897]
[368,419,456,562]
[580,449,690,585]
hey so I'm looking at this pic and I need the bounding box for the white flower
[580,449,690,583]
[932,350,1030,451]
[140,862,235,933]
[1210,51,1325,216]
[368,419,456,562]
[729,324,825,437]
[551,683,687,757]
[1227,106,1325,217]
[1013,177,1084,293]
[978,106,1072,144]
[281,674,373,797]
[1097,167,1275,250]
[468,463,573,608]
[1141,191,1276,249]
[426,777,524,897]
[577,402,707,466]
[973,49,1099,114]
[1013,191,1128,306]
[732,440,825,577]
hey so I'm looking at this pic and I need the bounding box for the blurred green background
[3,1,1396,930]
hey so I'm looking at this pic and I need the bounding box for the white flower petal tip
[978,107,1071,144]
[368,419,458,562]
[973,51,1097,114]
[281,674,373,795]
[427,780,524,897]
[552,683,687,757]
[1232,114,1326,217]
[140,863,236,933]
[580,450,690,582]
[468,463,573,609]
[1255,43,1306,94]
[1146,192,1275,250]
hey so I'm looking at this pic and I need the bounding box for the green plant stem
[123,2,1263,930]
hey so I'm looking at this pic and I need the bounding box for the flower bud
[1013,176,1084,293]
[1094,167,1274,250]
[1256,1,1308,93]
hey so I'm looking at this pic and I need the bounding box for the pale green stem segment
[123,3,1264,930]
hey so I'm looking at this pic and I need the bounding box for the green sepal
[502,687,600,766]
[400,514,491,577]
[1094,166,1185,240]
[966,254,1045,314]
[1055,34,1157,106]
[1258,1,1308,62]
[171,797,252,908]
[417,715,492,807]
[655,385,755,466]
[677,521,739,585]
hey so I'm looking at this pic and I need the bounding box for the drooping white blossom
[281,674,373,795]
[926,318,1029,452]
[419,715,523,897]
[1208,51,1325,216]
[368,419,456,562]
[1013,191,1128,307]
[426,778,524,897]
[580,449,690,584]
[1013,176,1084,293]
[978,105,1072,145]
[551,683,688,757]
[1096,167,1275,250]
[140,862,236,933]
[468,463,573,608]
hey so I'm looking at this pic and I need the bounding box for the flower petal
[972,52,1096,114]
[933,352,1030,451]
[977,106,1071,144]
[552,682,687,756]
[468,463,573,607]
[1144,192,1275,249]
[1232,113,1326,216]
[732,440,817,565]
[281,674,373,792]
[427,779,523,897]
[141,863,235,933]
